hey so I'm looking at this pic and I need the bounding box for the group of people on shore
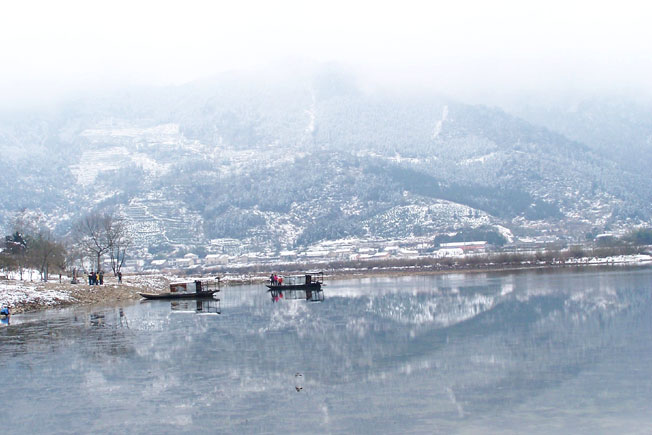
[88,271,104,285]
[269,273,283,286]
[86,271,123,285]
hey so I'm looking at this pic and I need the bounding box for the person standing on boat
[270,273,275,286]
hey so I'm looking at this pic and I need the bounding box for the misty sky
[2,0,652,105]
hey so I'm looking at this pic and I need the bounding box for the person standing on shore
[88,272,93,285]
[117,271,122,284]
[99,271,104,285]
[0,307,9,327]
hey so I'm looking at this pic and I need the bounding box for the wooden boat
[139,290,219,300]
[140,278,220,300]
[265,272,324,291]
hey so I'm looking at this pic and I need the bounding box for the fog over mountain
[1,63,651,258]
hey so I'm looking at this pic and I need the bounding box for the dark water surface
[2,268,652,434]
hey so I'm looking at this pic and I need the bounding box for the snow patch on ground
[70,146,131,186]
[70,146,170,187]
[565,254,652,265]
[80,123,180,139]
[388,153,423,165]
[433,105,449,139]
[494,225,514,243]
[460,152,497,166]
[0,281,72,309]
[305,94,316,135]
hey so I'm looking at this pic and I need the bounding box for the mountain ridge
[1,69,651,258]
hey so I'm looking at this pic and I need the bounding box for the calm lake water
[2,268,652,434]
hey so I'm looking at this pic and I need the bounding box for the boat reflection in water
[269,288,324,303]
[170,298,221,315]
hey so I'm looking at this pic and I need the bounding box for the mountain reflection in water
[1,268,652,433]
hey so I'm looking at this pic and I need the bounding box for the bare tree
[29,230,66,282]
[72,211,130,274]
[107,215,131,276]
[7,210,42,280]
[63,238,87,283]
[4,232,28,280]
[0,243,17,276]
[4,210,66,281]
[72,212,113,272]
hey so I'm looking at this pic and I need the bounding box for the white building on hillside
[151,259,167,268]
[175,258,193,268]
[439,241,487,252]
[434,248,464,258]
[183,253,199,265]
[205,254,229,266]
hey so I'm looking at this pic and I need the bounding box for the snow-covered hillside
[1,69,651,258]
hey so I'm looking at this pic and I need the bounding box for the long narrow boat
[265,282,322,291]
[265,272,324,291]
[139,290,219,300]
[140,278,220,300]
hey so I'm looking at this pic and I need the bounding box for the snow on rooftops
[205,254,228,265]
[439,241,487,249]
[280,250,297,256]
[306,250,329,257]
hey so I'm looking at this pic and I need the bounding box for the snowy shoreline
[324,254,652,279]
[0,274,169,314]
[1,254,651,314]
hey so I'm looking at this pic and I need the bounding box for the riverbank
[2,253,651,313]
[0,274,170,314]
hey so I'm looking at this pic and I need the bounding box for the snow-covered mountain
[1,67,651,257]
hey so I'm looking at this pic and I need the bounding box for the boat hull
[266,283,322,291]
[139,291,219,300]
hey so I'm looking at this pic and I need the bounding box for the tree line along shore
[1,210,129,286]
